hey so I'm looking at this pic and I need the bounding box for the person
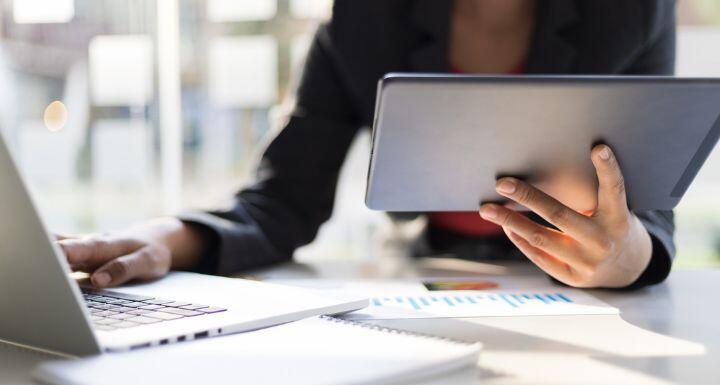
[60,0,676,290]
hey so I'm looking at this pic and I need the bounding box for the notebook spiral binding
[321,315,476,346]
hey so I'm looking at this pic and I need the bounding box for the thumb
[591,144,630,220]
[59,235,140,271]
[91,247,169,288]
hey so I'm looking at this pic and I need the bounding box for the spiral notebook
[34,316,481,385]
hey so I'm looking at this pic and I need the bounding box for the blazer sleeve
[622,0,677,288]
[179,25,362,275]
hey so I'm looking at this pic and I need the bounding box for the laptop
[366,74,720,212]
[0,129,368,357]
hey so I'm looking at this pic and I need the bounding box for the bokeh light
[43,101,68,132]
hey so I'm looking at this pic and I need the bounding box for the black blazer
[181,0,677,288]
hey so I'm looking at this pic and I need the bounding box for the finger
[495,177,597,241]
[502,227,576,285]
[591,144,629,219]
[59,236,140,270]
[55,233,76,241]
[91,247,168,288]
[481,204,593,273]
[480,204,572,257]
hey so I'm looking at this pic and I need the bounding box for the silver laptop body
[0,129,367,357]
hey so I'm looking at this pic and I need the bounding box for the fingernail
[480,205,498,219]
[497,179,516,194]
[599,146,611,160]
[93,272,111,287]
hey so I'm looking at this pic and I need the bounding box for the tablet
[366,74,720,212]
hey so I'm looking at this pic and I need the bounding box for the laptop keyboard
[81,288,227,332]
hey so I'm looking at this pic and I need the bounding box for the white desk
[3,260,719,385]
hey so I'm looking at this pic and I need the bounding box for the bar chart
[371,292,573,309]
[343,289,618,320]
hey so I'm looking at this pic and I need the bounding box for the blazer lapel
[409,0,453,72]
[525,0,581,74]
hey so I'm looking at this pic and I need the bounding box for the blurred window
[0,0,717,265]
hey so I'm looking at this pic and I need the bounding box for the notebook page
[34,316,481,385]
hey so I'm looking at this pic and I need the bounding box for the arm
[60,24,362,286]
[180,25,362,274]
[621,0,677,287]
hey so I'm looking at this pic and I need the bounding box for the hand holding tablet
[365,74,720,287]
[479,144,652,288]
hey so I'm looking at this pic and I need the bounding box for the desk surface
[254,259,720,385]
[3,260,719,385]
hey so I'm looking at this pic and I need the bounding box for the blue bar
[556,293,573,303]
[372,298,382,306]
[443,296,455,306]
[546,294,558,301]
[407,297,421,310]
[534,294,548,303]
[431,297,439,302]
[420,297,430,306]
[489,295,497,301]
[466,296,477,304]
[522,294,531,300]
[511,294,525,304]
[454,296,464,303]
[395,297,404,303]
[500,294,518,308]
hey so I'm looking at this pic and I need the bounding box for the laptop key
[95,311,119,317]
[144,312,184,320]
[108,313,136,320]
[142,299,174,305]
[120,302,146,308]
[113,321,141,328]
[197,307,227,314]
[95,290,154,302]
[179,304,209,310]
[102,298,126,304]
[128,309,152,316]
[158,308,203,317]
[95,318,121,325]
[95,325,117,331]
[163,301,192,308]
[128,316,162,324]
[139,304,165,310]
[91,297,114,304]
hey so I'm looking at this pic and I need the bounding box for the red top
[428,61,525,236]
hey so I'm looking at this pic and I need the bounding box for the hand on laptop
[479,145,652,288]
[58,218,206,288]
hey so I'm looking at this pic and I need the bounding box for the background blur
[0,0,718,267]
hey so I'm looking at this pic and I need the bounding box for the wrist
[603,216,653,288]
[128,217,205,270]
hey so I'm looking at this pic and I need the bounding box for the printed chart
[270,279,619,320]
[341,290,618,320]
